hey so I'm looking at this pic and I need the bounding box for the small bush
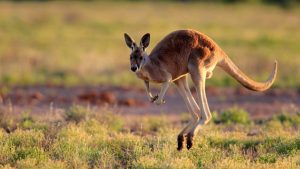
[274,140,298,156]
[208,138,239,150]
[9,130,45,149]
[20,111,35,129]
[275,113,300,126]
[0,109,18,133]
[0,129,46,165]
[219,107,251,124]
[258,153,277,163]
[64,105,90,123]
[93,111,124,132]
[143,116,170,132]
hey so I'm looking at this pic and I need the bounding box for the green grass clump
[0,129,47,166]
[258,153,277,163]
[93,111,125,132]
[218,107,251,124]
[64,105,90,123]
[0,109,17,133]
[275,113,300,126]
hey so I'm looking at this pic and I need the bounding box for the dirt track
[0,85,299,120]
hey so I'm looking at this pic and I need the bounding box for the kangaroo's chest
[136,71,149,81]
[136,68,167,83]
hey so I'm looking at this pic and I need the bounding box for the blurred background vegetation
[0,0,299,88]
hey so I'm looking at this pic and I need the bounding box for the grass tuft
[218,107,251,125]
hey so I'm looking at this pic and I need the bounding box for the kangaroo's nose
[131,66,137,72]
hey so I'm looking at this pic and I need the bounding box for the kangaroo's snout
[131,66,138,72]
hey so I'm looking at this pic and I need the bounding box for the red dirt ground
[0,85,299,120]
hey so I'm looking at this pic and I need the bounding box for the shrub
[219,107,251,124]
[49,120,110,168]
[142,116,171,132]
[275,113,300,126]
[0,109,18,133]
[258,153,277,163]
[93,111,124,132]
[0,139,16,165]
[20,111,35,129]
[9,130,45,149]
[0,129,46,165]
[64,105,90,123]
[274,140,298,156]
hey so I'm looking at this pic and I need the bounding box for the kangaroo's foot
[150,95,165,105]
[186,133,194,150]
[150,95,158,102]
[177,134,185,151]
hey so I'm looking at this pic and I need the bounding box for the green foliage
[141,116,171,133]
[258,153,277,163]
[219,107,251,124]
[20,112,34,129]
[0,109,18,133]
[64,105,90,123]
[208,136,300,160]
[0,129,47,165]
[275,113,300,126]
[93,111,125,132]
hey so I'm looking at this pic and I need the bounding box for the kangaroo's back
[148,29,221,78]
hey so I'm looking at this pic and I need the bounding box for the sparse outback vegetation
[0,106,299,168]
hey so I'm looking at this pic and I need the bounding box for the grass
[0,2,300,88]
[0,105,299,168]
[217,107,251,124]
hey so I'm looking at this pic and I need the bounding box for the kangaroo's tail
[218,55,277,92]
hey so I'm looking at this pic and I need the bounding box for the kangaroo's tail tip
[249,59,278,92]
[274,60,278,67]
[272,60,278,77]
[262,60,278,91]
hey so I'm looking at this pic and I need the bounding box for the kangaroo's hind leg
[174,76,200,150]
[186,63,212,149]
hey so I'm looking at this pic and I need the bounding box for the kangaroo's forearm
[144,80,153,100]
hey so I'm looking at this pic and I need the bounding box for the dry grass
[0,105,299,168]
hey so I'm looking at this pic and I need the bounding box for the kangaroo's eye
[130,56,133,59]
[139,57,143,60]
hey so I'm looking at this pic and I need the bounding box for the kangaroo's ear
[140,33,150,50]
[124,33,135,49]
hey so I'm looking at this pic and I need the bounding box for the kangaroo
[124,29,277,150]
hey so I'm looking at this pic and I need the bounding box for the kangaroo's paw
[206,71,213,79]
[177,134,185,151]
[186,133,194,150]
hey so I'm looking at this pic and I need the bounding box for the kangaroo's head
[124,33,150,72]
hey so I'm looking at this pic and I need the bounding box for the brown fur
[143,30,222,82]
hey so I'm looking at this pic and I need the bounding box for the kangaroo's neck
[135,55,151,81]
[136,55,167,83]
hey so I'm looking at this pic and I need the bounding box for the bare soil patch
[0,85,299,120]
